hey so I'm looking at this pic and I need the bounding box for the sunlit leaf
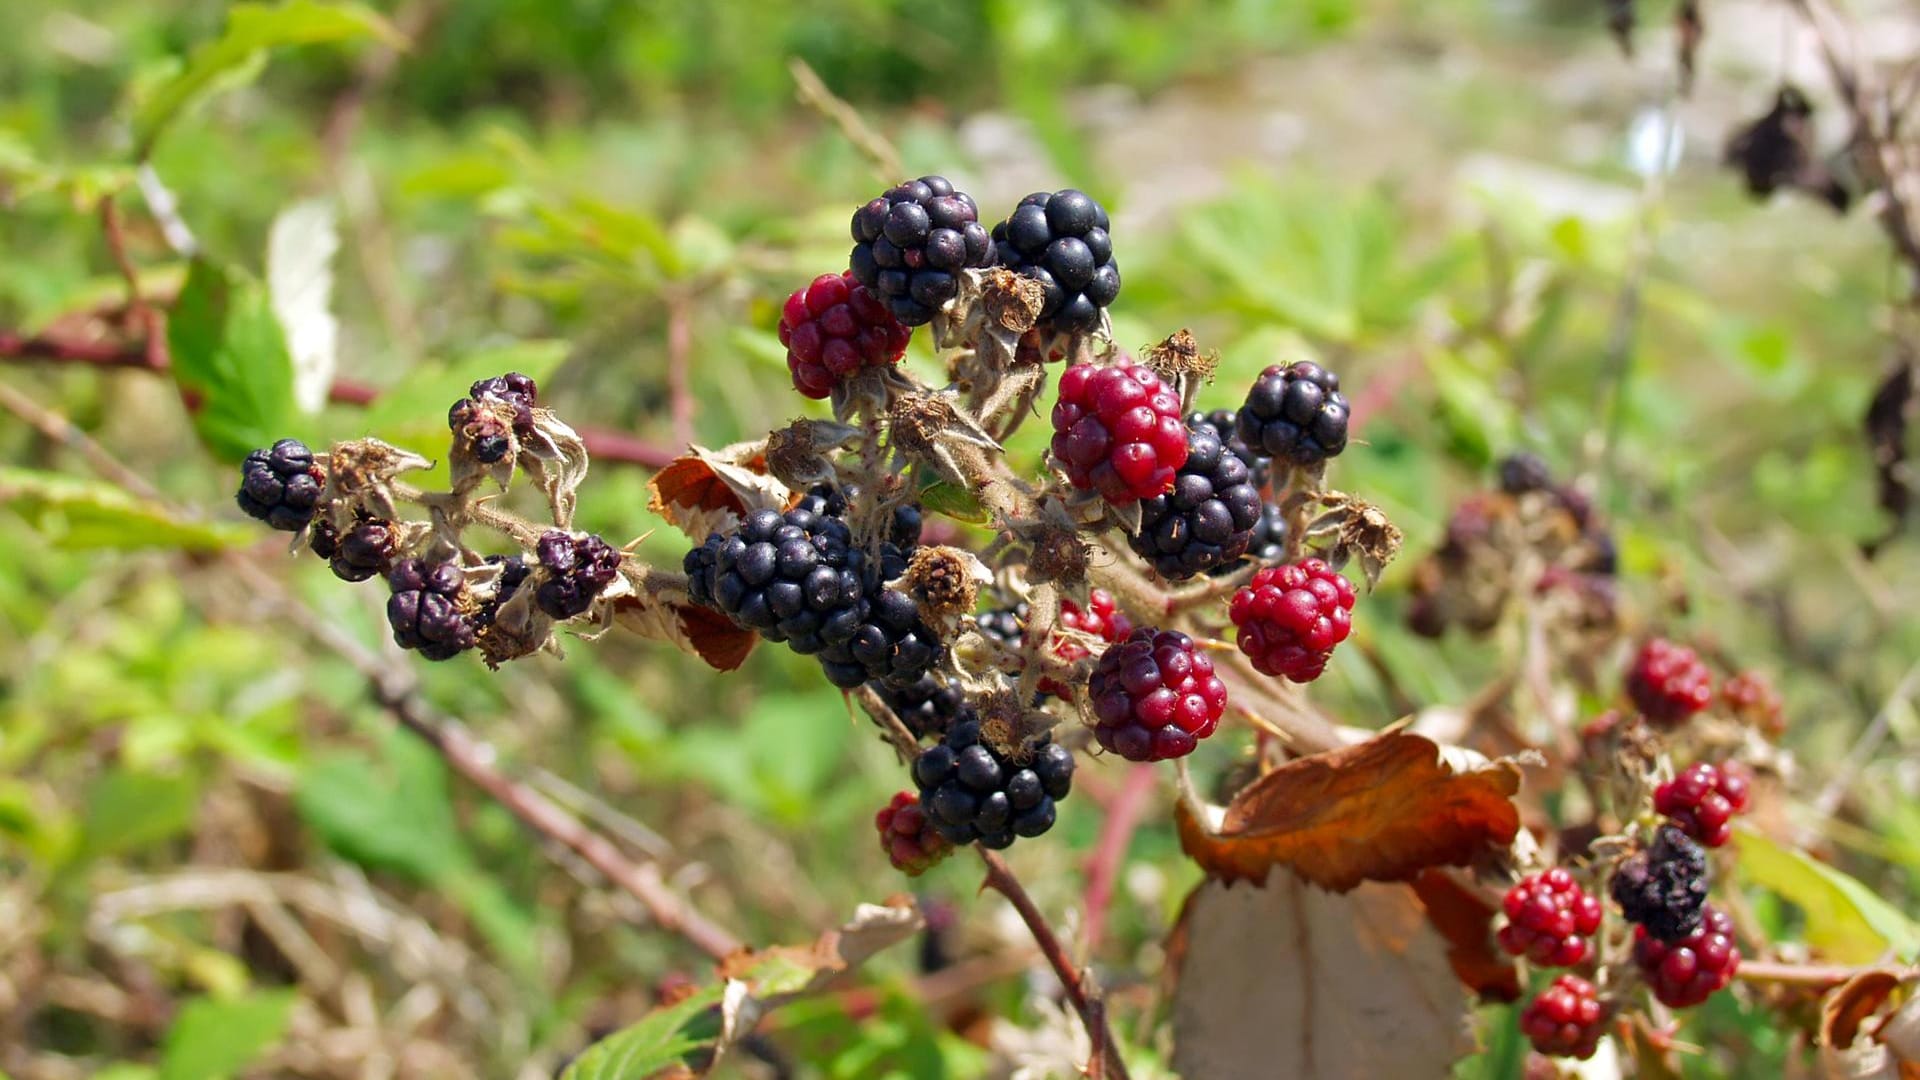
[159,991,297,1080]
[1733,827,1920,963]
[167,257,299,462]
[0,466,251,552]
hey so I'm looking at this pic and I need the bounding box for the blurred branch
[0,380,170,505]
[789,58,903,182]
[666,287,696,447]
[1081,763,1155,958]
[1735,958,1911,989]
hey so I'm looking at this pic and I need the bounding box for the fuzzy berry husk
[1520,975,1607,1060]
[990,188,1120,334]
[875,791,955,876]
[1088,628,1227,761]
[1634,904,1740,1007]
[236,438,324,531]
[912,719,1074,849]
[1229,557,1356,682]
[534,530,622,619]
[1049,359,1189,504]
[1129,416,1265,579]
[386,558,476,661]
[1236,360,1350,467]
[1654,761,1752,848]
[778,271,912,399]
[849,175,995,326]
[1722,671,1784,736]
[1498,869,1603,967]
[1626,638,1714,727]
[1610,824,1710,943]
[308,516,400,582]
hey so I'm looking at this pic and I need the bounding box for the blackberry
[778,271,912,399]
[990,188,1120,334]
[1088,628,1227,761]
[1050,358,1189,504]
[1520,975,1606,1060]
[1192,409,1270,490]
[1498,452,1555,495]
[308,516,400,582]
[1129,416,1265,579]
[975,605,1026,650]
[386,558,476,661]
[1243,502,1288,563]
[877,674,968,739]
[1236,360,1350,467]
[534,530,623,619]
[1654,761,1751,848]
[875,791,955,877]
[1498,868,1603,967]
[1229,557,1356,682]
[449,372,539,462]
[849,175,995,326]
[474,554,531,629]
[824,586,942,689]
[1633,904,1740,1008]
[795,484,922,550]
[236,438,324,531]
[912,719,1074,849]
[1626,638,1714,727]
[1610,825,1710,943]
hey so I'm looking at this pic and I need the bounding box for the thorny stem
[852,685,926,765]
[976,848,1132,1080]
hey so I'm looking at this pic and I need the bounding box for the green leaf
[167,258,300,463]
[80,770,199,861]
[0,466,251,552]
[159,991,297,1080]
[133,1,404,157]
[560,983,727,1080]
[919,481,988,524]
[295,732,462,882]
[1733,826,1920,963]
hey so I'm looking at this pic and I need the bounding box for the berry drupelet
[1610,824,1710,943]
[875,791,955,876]
[1050,358,1189,504]
[849,175,995,326]
[1634,904,1740,1008]
[1626,638,1715,727]
[1497,451,1555,495]
[386,558,476,661]
[912,719,1074,849]
[1236,360,1350,467]
[876,674,968,740]
[1088,628,1228,761]
[533,530,623,620]
[778,271,912,399]
[1520,975,1607,1060]
[1498,869,1604,967]
[236,438,324,531]
[1654,761,1751,848]
[1129,415,1265,579]
[991,188,1120,334]
[1229,558,1356,683]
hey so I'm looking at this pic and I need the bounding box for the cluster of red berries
[777,271,912,399]
[1498,869,1603,967]
[1626,637,1715,727]
[1039,589,1134,696]
[1633,904,1741,1007]
[1088,629,1228,762]
[1520,975,1607,1060]
[1228,558,1356,682]
[1653,761,1751,847]
[873,791,954,876]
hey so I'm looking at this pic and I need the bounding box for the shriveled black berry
[1498,452,1554,495]
[912,720,1073,849]
[877,674,968,739]
[992,188,1119,334]
[1237,360,1350,467]
[236,438,323,531]
[534,530,622,619]
[386,558,475,661]
[310,516,400,582]
[1610,825,1711,942]
[474,554,531,630]
[850,176,995,326]
[1130,416,1265,579]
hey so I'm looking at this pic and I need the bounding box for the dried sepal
[611,587,757,672]
[886,388,1002,486]
[1300,490,1403,590]
[827,364,915,424]
[765,418,860,492]
[321,437,432,522]
[894,546,987,629]
[513,408,590,528]
[1142,328,1217,404]
[474,570,556,668]
[1056,483,1143,539]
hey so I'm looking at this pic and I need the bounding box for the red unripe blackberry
[1721,670,1784,736]
[1633,904,1740,1007]
[1039,588,1134,697]
[236,438,324,531]
[1653,761,1751,848]
[875,791,954,876]
[1520,975,1607,1060]
[1498,869,1603,967]
[777,271,912,399]
[1626,638,1714,726]
[1229,557,1356,682]
[1049,359,1189,504]
[1088,628,1228,761]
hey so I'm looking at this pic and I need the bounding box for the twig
[1081,763,1156,957]
[789,58,903,182]
[0,381,171,505]
[1735,958,1907,989]
[976,848,1131,1080]
[666,287,696,448]
[1799,658,1920,846]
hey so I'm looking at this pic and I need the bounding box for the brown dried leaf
[1177,731,1523,891]
[611,593,756,672]
[646,441,786,543]
[717,898,923,1009]
[1410,869,1522,1001]
[1825,970,1907,1050]
[1170,869,1474,1079]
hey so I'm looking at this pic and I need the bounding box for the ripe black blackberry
[1610,824,1711,942]
[1192,409,1270,490]
[991,189,1120,333]
[1129,416,1265,579]
[236,438,324,531]
[534,530,623,619]
[795,484,922,550]
[974,605,1026,650]
[1236,360,1350,467]
[849,175,995,326]
[308,516,401,582]
[1244,501,1289,562]
[912,719,1074,849]
[1498,451,1554,495]
[877,674,969,739]
[820,587,941,689]
[474,554,531,630]
[449,373,539,463]
[386,558,476,661]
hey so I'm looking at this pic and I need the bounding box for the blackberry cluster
[1520,975,1606,1060]
[1498,869,1603,967]
[912,719,1074,849]
[874,792,955,877]
[1088,628,1227,762]
[236,438,323,531]
[1128,415,1264,579]
[449,372,538,464]
[974,604,1026,651]
[1193,408,1270,489]
[795,484,922,550]
[849,175,995,326]
[533,530,623,619]
[1609,825,1710,943]
[1633,904,1740,1008]
[386,558,476,661]
[1236,360,1350,467]
[1626,638,1714,727]
[1242,502,1289,563]
[1050,359,1189,504]
[990,189,1120,334]
[1229,557,1357,683]
[308,516,400,582]
[1654,761,1751,848]
[778,271,912,399]
[876,674,968,739]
